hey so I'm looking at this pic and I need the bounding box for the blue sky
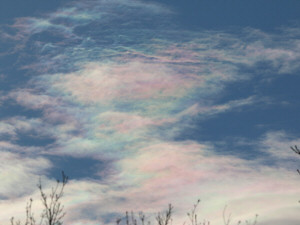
[1,0,300,224]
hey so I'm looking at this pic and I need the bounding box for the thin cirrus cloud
[0,0,300,224]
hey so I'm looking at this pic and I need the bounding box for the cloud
[50,61,198,104]
[5,140,295,225]
[0,0,300,224]
[260,131,300,160]
[178,96,257,117]
[0,151,51,199]
[8,89,58,110]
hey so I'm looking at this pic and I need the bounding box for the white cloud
[0,151,51,199]
[260,131,300,160]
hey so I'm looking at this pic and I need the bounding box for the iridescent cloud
[0,0,300,224]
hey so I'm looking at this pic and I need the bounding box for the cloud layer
[0,0,300,224]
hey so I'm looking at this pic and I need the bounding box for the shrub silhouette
[12,144,300,224]
[10,171,68,225]
[115,199,258,225]
[9,173,259,225]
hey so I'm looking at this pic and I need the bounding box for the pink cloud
[52,61,200,104]
[96,111,175,134]
[1,1,300,224]
[0,139,299,225]
[106,141,300,223]
[9,89,58,110]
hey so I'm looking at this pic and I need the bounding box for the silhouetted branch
[38,171,68,225]
[223,205,258,225]
[291,145,300,174]
[156,204,173,225]
[291,145,300,155]
[11,171,68,225]
[186,199,209,225]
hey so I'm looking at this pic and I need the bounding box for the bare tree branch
[156,204,173,225]
[291,145,300,174]
[291,145,300,155]
[11,171,68,225]
[38,171,68,225]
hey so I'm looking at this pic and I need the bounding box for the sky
[0,0,300,224]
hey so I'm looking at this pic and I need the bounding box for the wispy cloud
[0,0,300,224]
[260,131,300,161]
[0,151,51,199]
